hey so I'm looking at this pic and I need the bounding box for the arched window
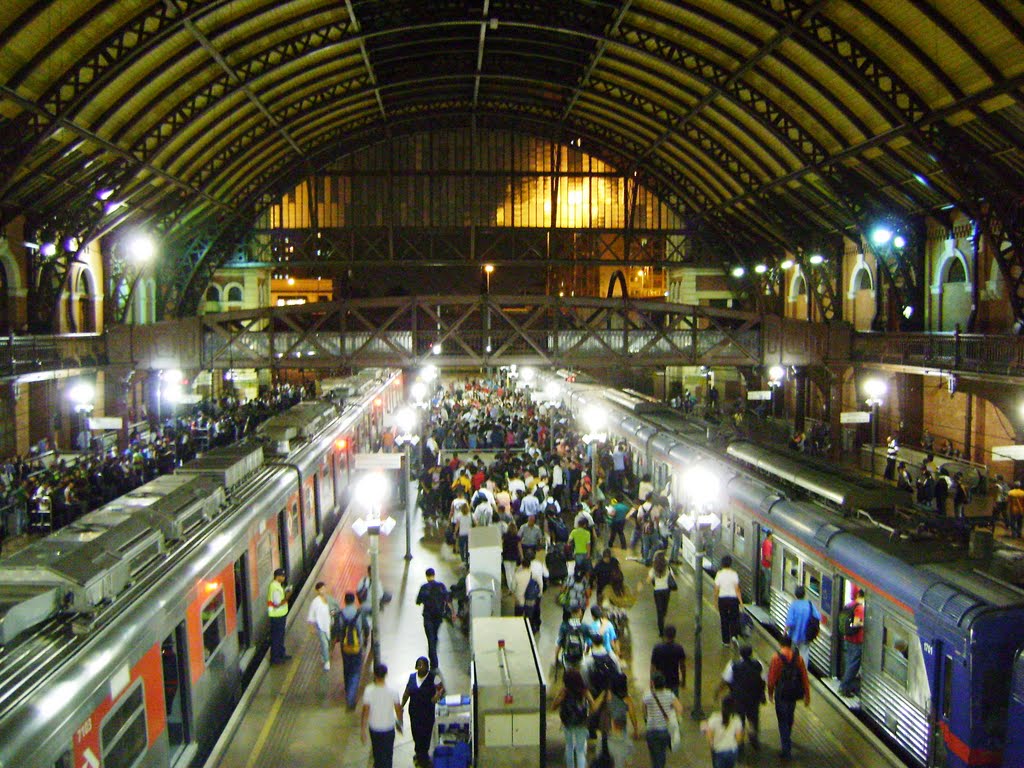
[945,259,967,284]
[206,285,221,302]
[855,268,872,291]
[76,270,96,333]
[227,286,243,302]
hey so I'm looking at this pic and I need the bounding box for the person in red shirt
[759,532,773,605]
[840,590,866,696]
[767,636,810,760]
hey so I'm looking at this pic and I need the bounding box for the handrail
[851,331,1024,376]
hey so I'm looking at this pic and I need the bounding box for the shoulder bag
[652,691,681,752]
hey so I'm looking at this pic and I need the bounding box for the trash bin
[466,574,498,642]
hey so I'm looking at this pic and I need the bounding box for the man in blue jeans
[785,586,820,662]
[840,590,865,696]
[339,592,364,709]
[415,568,449,669]
[767,636,810,760]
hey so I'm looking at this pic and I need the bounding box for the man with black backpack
[785,585,820,662]
[767,636,810,760]
[557,606,591,673]
[415,568,450,670]
[719,644,766,750]
[338,592,364,710]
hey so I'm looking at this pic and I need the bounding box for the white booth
[471,617,546,768]
[468,525,502,586]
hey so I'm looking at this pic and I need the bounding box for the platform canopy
[1,1,1023,311]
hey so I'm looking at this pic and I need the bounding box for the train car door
[161,622,192,763]
[233,554,253,661]
[996,647,1024,768]
[835,576,862,680]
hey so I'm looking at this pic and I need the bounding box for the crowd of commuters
[0,384,304,539]
[339,372,876,768]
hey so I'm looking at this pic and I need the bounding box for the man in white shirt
[306,581,334,670]
[361,664,403,768]
[454,503,474,564]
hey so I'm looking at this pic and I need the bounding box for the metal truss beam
[192,295,764,371]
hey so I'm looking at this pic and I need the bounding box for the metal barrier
[852,332,1024,376]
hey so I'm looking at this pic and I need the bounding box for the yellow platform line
[243,659,304,768]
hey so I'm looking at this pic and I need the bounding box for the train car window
[881,616,911,686]
[101,681,147,768]
[257,532,273,597]
[200,587,227,662]
[803,564,822,600]
[306,484,318,536]
[782,549,800,594]
[289,503,300,540]
[233,555,251,650]
[733,522,747,558]
[321,461,335,515]
[720,511,734,551]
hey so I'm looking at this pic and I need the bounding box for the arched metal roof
[2,1,1023,313]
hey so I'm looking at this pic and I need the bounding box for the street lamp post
[352,472,396,668]
[681,465,721,721]
[864,379,887,477]
[395,406,420,561]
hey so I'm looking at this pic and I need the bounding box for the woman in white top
[701,696,745,768]
[713,554,743,645]
[645,550,674,637]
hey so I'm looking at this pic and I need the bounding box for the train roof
[726,440,911,511]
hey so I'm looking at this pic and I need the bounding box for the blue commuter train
[554,376,1024,768]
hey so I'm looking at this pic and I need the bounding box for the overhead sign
[840,411,871,424]
[354,453,403,470]
[88,417,123,431]
[746,390,772,400]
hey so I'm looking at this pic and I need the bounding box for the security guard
[268,567,292,663]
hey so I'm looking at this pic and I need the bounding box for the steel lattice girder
[195,294,764,370]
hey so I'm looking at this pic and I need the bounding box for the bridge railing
[0,334,105,377]
[194,295,766,369]
[851,331,1024,375]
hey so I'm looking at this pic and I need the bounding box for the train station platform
[208,475,903,768]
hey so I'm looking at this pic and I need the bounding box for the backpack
[563,625,587,664]
[340,614,361,655]
[591,653,618,693]
[838,605,858,638]
[356,578,369,605]
[560,693,589,726]
[422,582,449,620]
[776,652,804,701]
[730,658,766,704]
[805,611,820,643]
[524,576,541,603]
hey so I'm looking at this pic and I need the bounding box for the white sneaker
[324,662,331,671]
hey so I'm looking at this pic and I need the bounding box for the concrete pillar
[828,366,846,462]
[897,373,923,443]
[793,367,807,433]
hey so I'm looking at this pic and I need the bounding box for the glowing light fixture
[731,266,746,278]
[808,254,825,265]
[871,227,893,246]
